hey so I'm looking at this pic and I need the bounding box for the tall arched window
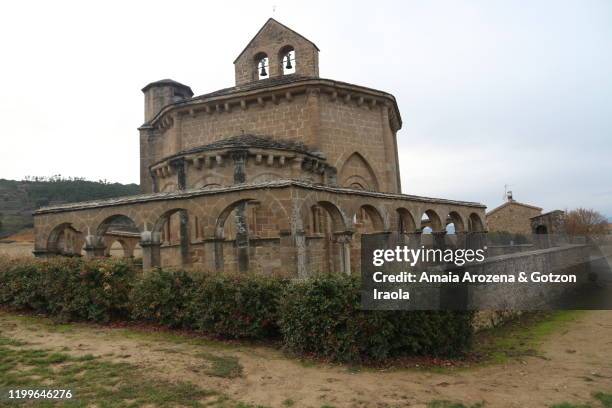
[279,46,295,75]
[254,52,269,80]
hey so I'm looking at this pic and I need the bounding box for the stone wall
[141,85,400,195]
[177,95,310,153]
[319,97,399,192]
[233,18,319,86]
[467,245,591,310]
[486,202,542,234]
[486,244,535,257]
[33,181,487,276]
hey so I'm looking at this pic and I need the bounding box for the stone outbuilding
[531,210,566,235]
[33,18,487,276]
[486,192,542,235]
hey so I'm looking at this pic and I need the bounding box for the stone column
[83,235,106,258]
[335,232,353,275]
[305,88,321,147]
[432,231,447,251]
[170,157,186,191]
[234,202,249,273]
[140,230,161,271]
[407,230,423,249]
[201,238,217,272]
[294,230,307,279]
[232,150,248,184]
[232,150,250,272]
[279,230,299,277]
[214,239,224,271]
[467,231,487,250]
[179,210,190,266]
[455,231,467,250]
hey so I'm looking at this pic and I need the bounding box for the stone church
[33,19,487,277]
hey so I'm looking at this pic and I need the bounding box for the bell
[259,62,267,77]
[285,55,293,70]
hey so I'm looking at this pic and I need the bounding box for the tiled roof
[141,79,193,93]
[165,134,324,162]
[192,74,315,100]
[34,180,486,215]
[486,200,543,216]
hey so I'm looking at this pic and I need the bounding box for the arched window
[279,46,295,75]
[254,52,269,80]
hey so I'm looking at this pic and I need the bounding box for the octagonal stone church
[33,18,487,277]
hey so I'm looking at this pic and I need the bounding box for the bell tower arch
[233,18,320,86]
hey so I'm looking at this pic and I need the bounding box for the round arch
[47,222,83,255]
[104,238,129,258]
[296,192,353,236]
[214,199,255,239]
[397,207,417,233]
[278,45,295,75]
[96,214,140,236]
[468,212,485,232]
[355,204,385,233]
[253,51,269,80]
[421,209,443,231]
[314,200,348,233]
[447,211,466,233]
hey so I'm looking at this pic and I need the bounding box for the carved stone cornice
[143,77,402,133]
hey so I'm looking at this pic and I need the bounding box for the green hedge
[130,269,196,328]
[0,258,474,362]
[279,274,473,362]
[0,257,135,322]
[130,270,285,338]
[188,274,286,339]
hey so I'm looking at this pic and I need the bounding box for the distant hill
[0,177,140,238]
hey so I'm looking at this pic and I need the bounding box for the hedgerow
[130,269,196,328]
[0,257,134,322]
[0,258,474,362]
[278,273,473,362]
[188,273,287,339]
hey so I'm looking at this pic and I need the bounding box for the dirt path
[1,311,611,408]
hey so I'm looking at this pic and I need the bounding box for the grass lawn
[0,310,610,408]
[472,310,586,365]
[0,336,261,407]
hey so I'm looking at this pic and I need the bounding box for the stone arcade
[33,19,487,276]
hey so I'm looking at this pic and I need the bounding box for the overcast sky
[1,0,610,216]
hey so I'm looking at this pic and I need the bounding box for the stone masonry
[33,18,488,276]
[486,194,542,235]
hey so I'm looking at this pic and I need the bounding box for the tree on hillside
[564,208,608,236]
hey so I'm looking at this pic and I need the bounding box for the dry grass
[1,228,34,243]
